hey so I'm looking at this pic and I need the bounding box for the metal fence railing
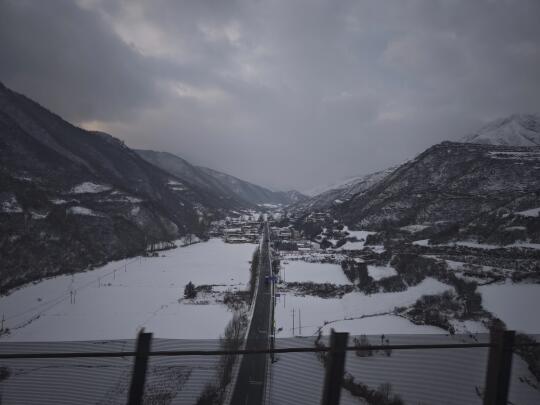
[0,331,538,405]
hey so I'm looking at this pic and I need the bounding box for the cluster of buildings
[210,216,262,243]
[306,212,330,223]
[270,225,314,251]
[270,226,297,240]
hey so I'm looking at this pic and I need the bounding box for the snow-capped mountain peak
[461,113,540,146]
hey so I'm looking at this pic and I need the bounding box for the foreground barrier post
[483,330,515,405]
[127,329,153,405]
[321,330,349,405]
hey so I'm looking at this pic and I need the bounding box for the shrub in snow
[184,281,197,299]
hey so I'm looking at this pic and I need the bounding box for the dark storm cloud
[1,0,539,191]
[0,0,162,122]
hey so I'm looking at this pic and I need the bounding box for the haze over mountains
[294,114,540,216]
[0,82,303,292]
[294,113,540,249]
[136,149,306,208]
[1,79,539,292]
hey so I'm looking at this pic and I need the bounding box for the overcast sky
[1,0,539,191]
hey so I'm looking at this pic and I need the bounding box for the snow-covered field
[0,238,257,341]
[0,239,257,404]
[275,278,453,337]
[270,245,540,404]
[270,337,539,405]
[282,261,351,284]
[479,281,540,333]
[367,265,398,281]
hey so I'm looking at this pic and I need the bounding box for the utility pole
[292,308,295,336]
[1,313,4,331]
[299,308,302,336]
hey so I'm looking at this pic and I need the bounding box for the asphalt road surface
[229,223,273,405]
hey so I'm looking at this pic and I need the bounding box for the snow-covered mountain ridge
[461,113,540,146]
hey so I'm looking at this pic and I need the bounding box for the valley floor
[0,238,257,341]
[1,234,539,404]
[268,234,540,405]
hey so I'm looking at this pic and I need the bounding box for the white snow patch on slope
[336,230,375,251]
[71,182,112,194]
[461,113,540,146]
[1,195,23,213]
[517,207,540,217]
[67,206,101,216]
[30,211,48,219]
[400,224,429,233]
[412,239,430,246]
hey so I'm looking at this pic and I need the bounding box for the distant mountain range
[136,149,306,208]
[335,142,540,229]
[290,167,396,214]
[2,76,538,291]
[0,82,304,292]
[295,114,540,247]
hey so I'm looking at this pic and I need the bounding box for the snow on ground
[66,206,101,216]
[414,239,540,250]
[344,341,539,405]
[320,315,443,335]
[507,242,540,249]
[1,194,23,213]
[452,240,540,250]
[282,261,351,284]
[0,339,223,405]
[275,278,453,337]
[271,333,539,405]
[479,281,540,333]
[367,265,398,281]
[70,182,112,194]
[400,224,429,233]
[452,241,506,249]
[412,239,430,246]
[338,240,366,250]
[517,207,540,217]
[346,230,375,241]
[280,251,347,263]
[167,179,186,191]
[449,319,488,334]
[0,238,256,341]
[258,203,281,208]
[30,210,48,219]
[50,198,68,205]
[101,191,143,203]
